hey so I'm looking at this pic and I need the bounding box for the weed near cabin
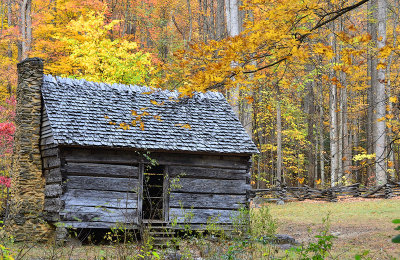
[269,198,400,258]
[4,199,399,259]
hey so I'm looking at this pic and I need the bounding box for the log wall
[59,148,140,229]
[168,165,250,225]
[41,107,63,224]
[59,147,251,228]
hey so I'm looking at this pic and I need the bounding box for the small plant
[250,205,277,238]
[0,244,14,260]
[392,219,400,243]
[205,215,225,238]
[231,206,250,237]
[294,214,335,260]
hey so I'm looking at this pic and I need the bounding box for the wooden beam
[61,206,138,223]
[62,221,139,229]
[64,162,139,178]
[171,178,249,194]
[169,208,238,224]
[65,176,139,192]
[169,193,246,209]
[169,166,247,180]
[63,189,137,209]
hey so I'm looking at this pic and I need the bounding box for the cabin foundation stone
[5,58,53,241]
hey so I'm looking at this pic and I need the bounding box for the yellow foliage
[389,96,398,103]
[53,11,155,85]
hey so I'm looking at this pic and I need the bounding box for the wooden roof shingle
[41,75,258,154]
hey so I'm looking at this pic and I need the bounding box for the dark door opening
[142,165,164,220]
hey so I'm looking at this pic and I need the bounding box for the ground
[2,198,400,259]
[269,197,400,258]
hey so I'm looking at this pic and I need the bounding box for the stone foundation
[5,58,53,241]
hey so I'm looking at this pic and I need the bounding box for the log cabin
[7,58,258,241]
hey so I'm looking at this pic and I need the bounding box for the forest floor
[2,198,400,259]
[269,197,400,259]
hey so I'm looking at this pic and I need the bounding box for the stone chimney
[5,58,52,241]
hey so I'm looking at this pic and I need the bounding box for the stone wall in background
[5,58,53,241]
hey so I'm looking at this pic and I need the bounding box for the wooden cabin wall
[168,159,251,225]
[40,107,63,223]
[59,147,251,228]
[59,147,140,228]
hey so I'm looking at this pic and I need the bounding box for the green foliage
[294,214,335,260]
[231,206,250,237]
[392,219,400,244]
[354,250,371,260]
[205,215,225,238]
[0,244,14,260]
[250,206,277,238]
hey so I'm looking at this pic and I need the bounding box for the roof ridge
[43,74,225,100]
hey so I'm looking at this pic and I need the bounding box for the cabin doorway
[142,165,166,221]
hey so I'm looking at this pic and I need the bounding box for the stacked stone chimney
[5,58,52,241]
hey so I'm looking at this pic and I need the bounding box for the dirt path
[269,198,400,258]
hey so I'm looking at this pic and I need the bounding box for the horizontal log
[40,136,55,146]
[169,166,247,180]
[41,131,54,139]
[41,119,51,127]
[362,185,385,198]
[61,206,137,223]
[44,168,62,184]
[41,124,52,131]
[44,212,60,222]
[62,221,138,229]
[154,153,249,170]
[65,176,139,192]
[41,143,58,150]
[171,178,249,195]
[63,189,137,209]
[61,148,140,164]
[64,162,138,178]
[44,198,64,212]
[41,126,52,134]
[45,184,62,197]
[170,193,246,209]
[43,156,60,169]
[61,147,250,169]
[41,147,59,158]
[169,208,238,224]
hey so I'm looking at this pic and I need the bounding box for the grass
[268,197,400,258]
[2,198,400,259]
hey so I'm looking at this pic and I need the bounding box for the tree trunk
[337,17,345,185]
[187,0,193,44]
[385,7,397,181]
[330,22,339,187]
[0,1,5,35]
[354,119,360,183]
[375,0,387,185]
[342,74,351,183]
[318,73,325,186]
[276,87,282,185]
[210,0,216,40]
[367,0,377,185]
[20,0,32,61]
[216,0,225,39]
[203,0,208,42]
[307,78,315,187]
[225,0,240,116]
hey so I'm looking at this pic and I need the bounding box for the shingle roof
[41,75,258,154]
